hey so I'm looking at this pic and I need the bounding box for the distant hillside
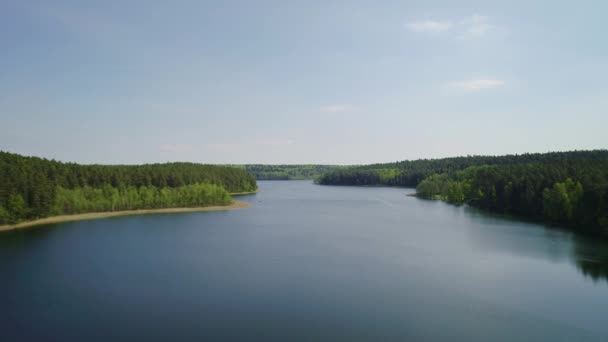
[235,164,348,180]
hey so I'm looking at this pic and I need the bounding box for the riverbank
[230,190,259,196]
[0,200,250,232]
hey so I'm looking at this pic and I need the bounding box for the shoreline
[0,200,250,233]
[230,190,259,196]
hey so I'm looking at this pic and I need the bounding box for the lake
[1,180,608,341]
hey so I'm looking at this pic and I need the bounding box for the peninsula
[0,151,258,229]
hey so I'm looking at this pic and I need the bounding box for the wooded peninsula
[317,150,608,235]
[0,151,257,227]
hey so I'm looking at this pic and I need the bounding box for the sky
[1,0,607,164]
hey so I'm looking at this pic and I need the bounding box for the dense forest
[0,151,257,225]
[318,150,608,235]
[237,164,346,180]
[317,150,608,187]
[415,160,608,234]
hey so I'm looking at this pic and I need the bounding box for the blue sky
[1,1,607,164]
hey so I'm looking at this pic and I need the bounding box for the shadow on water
[572,235,608,284]
[461,205,608,284]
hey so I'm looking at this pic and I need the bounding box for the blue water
[1,180,607,341]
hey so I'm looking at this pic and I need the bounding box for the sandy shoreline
[0,200,250,233]
[230,190,259,196]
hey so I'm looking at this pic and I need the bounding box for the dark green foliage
[543,179,584,222]
[50,183,231,215]
[415,174,451,200]
[416,173,466,204]
[415,160,608,234]
[0,151,257,224]
[317,150,608,234]
[7,194,27,223]
[318,150,608,187]
[446,181,466,204]
[316,168,399,185]
[238,165,347,180]
[0,205,8,223]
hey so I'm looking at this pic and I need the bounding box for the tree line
[415,159,608,234]
[236,164,347,180]
[0,151,257,224]
[317,150,608,235]
[317,150,608,187]
[49,183,232,215]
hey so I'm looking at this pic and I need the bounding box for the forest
[318,150,608,235]
[317,150,608,187]
[237,164,346,180]
[0,151,257,225]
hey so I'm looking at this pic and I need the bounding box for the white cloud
[457,14,496,40]
[406,20,453,33]
[321,104,358,114]
[449,79,505,91]
[407,14,499,39]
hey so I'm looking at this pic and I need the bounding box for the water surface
[1,181,608,341]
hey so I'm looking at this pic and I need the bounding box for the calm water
[1,181,608,341]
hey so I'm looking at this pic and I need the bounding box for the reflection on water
[1,180,608,341]
[463,205,608,285]
[573,235,608,283]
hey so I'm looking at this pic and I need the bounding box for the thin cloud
[321,104,358,114]
[457,14,497,40]
[406,20,453,33]
[407,14,499,39]
[256,138,295,146]
[449,79,505,91]
[203,138,295,151]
